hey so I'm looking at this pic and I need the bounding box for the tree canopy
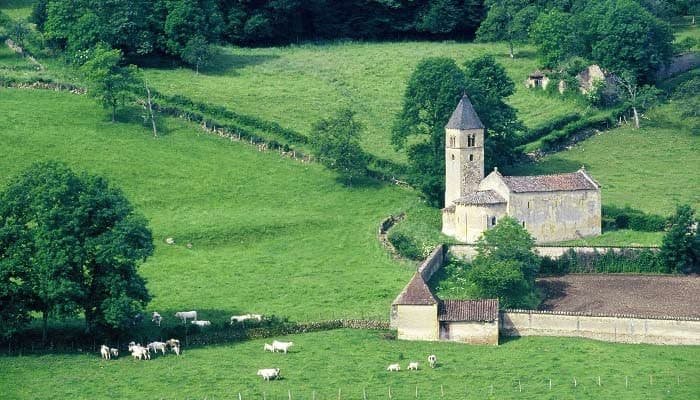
[392,56,523,206]
[470,217,540,308]
[0,162,153,340]
[310,108,369,184]
[660,204,699,273]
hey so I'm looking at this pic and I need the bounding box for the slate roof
[454,190,506,205]
[501,169,599,193]
[393,273,437,305]
[445,94,484,130]
[438,299,499,322]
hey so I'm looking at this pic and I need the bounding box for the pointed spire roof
[445,94,484,130]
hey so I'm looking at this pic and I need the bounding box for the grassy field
[509,101,700,216]
[1,0,34,21]
[143,41,588,163]
[0,88,423,321]
[2,329,699,400]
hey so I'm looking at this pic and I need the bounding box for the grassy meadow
[143,41,587,163]
[1,329,698,400]
[0,88,423,321]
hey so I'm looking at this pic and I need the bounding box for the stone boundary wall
[449,244,659,262]
[417,245,446,281]
[500,310,700,345]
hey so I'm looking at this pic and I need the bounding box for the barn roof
[445,94,484,130]
[393,273,438,305]
[501,169,599,193]
[454,190,506,205]
[438,299,499,322]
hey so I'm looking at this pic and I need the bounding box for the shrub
[602,205,667,232]
[518,113,581,145]
[388,231,422,260]
[539,248,666,274]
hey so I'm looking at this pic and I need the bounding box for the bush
[388,231,422,260]
[602,205,667,232]
[540,248,666,274]
[539,113,617,151]
[518,113,581,145]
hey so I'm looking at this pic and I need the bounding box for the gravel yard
[536,274,700,318]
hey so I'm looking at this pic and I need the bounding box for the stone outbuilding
[525,70,550,89]
[391,271,499,345]
[441,95,602,244]
[439,299,499,344]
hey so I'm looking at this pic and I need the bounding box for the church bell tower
[444,94,485,206]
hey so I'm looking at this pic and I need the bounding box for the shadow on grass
[204,51,280,76]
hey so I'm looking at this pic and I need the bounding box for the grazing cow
[147,341,167,355]
[129,343,150,360]
[408,362,419,370]
[428,354,437,368]
[256,368,280,381]
[230,314,263,325]
[166,339,181,355]
[151,312,162,326]
[174,311,197,323]
[263,343,275,352]
[100,345,110,360]
[386,363,401,372]
[191,320,211,327]
[110,348,119,358]
[165,237,175,245]
[271,340,293,354]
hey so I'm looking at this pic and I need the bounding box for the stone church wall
[508,190,601,243]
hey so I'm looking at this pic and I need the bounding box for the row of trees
[32,0,487,62]
[0,162,154,342]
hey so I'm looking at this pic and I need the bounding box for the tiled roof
[501,170,599,193]
[445,94,484,130]
[529,69,545,78]
[454,190,506,205]
[393,273,437,305]
[442,204,456,212]
[438,299,499,322]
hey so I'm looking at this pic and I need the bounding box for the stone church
[442,95,601,243]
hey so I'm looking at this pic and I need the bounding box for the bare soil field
[537,274,700,318]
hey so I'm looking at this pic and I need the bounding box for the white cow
[271,340,293,354]
[175,311,197,323]
[147,341,167,355]
[129,343,150,360]
[408,362,419,370]
[257,368,280,381]
[191,320,211,327]
[100,345,110,360]
[151,311,162,326]
[263,343,275,352]
[387,363,401,372]
[166,339,181,355]
[428,354,437,368]
[110,348,119,358]
[230,314,263,324]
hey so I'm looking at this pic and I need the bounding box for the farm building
[441,95,601,243]
[525,69,550,89]
[390,272,499,345]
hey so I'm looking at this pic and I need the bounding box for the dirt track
[537,274,700,318]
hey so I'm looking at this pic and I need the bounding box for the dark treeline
[32,0,486,59]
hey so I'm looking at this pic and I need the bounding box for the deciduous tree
[476,0,539,58]
[0,162,153,340]
[660,204,699,273]
[80,45,138,122]
[310,108,368,184]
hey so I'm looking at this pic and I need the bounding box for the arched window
[469,154,474,161]
[522,221,526,228]
[451,154,455,160]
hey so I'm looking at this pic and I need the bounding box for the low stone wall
[418,245,446,281]
[500,310,700,345]
[449,244,658,262]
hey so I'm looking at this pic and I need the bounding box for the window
[451,154,455,160]
[522,221,526,228]
[491,216,497,226]
[469,154,474,161]
[527,201,530,209]
[450,136,455,147]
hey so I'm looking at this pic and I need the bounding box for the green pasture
[509,101,700,216]
[1,329,698,400]
[143,41,586,163]
[0,88,422,321]
[1,0,34,21]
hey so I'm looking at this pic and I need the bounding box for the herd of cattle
[100,310,438,381]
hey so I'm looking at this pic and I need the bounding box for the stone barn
[391,272,499,345]
[525,70,549,89]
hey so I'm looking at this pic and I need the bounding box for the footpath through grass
[1,329,698,400]
[0,88,422,321]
